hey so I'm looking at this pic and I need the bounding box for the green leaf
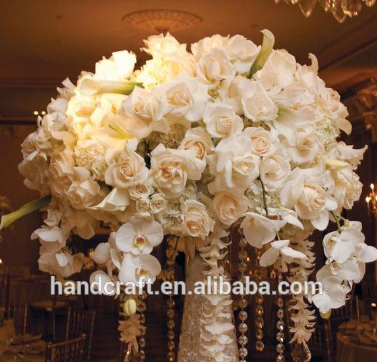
[248,29,275,79]
[0,195,51,231]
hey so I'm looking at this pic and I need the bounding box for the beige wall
[0,124,41,272]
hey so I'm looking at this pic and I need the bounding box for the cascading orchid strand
[199,227,238,362]
[1,29,376,359]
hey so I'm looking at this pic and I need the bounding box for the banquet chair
[45,333,86,362]
[362,283,377,316]
[65,308,96,362]
[0,274,10,311]
[5,304,28,335]
[307,319,333,362]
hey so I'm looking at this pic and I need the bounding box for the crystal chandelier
[275,0,376,22]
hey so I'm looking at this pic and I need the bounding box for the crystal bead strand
[255,248,265,352]
[276,269,285,362]
[166,236,177,362]
[237,235,249,362]
[138,290,147,361]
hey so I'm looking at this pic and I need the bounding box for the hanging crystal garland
[237,232,249,362]
[255,248,265,352]
[166,235,178,362]
[276,267,286,362]
[274,0,376,23]
[138,290,147,361]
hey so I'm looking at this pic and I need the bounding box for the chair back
[45,333,86,362]
[308,319,333,362]
[5,304,28,335]
[66,309,95,362]
[362,283,377,316]
[0,274,10,311]
[330,298,356,324]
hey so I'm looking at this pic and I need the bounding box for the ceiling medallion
[123,9,202,33]
[275,0,376,23]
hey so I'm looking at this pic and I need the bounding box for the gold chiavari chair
[362,283,377,316]
[45,333,86,362]
[65,308,96,362]
[0,273,10,311]
[308,319,333,362]
[5,304,28,335]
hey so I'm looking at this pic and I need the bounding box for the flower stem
[258,177,269,218]
[0,195,51,231]
[330,211,342,232]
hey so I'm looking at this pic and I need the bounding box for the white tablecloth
[337,332,377,362]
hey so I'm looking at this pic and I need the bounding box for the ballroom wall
[0,124,41,272]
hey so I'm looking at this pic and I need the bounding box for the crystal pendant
[165,236,177,362]
[236,236,249,358]
[331,0,347,22]
[254,248,265,352]
[276,272,286,362]
[291,341,312,362]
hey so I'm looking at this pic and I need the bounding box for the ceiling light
[123,9,202,33]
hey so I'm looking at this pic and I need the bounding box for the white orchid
[115,218,163,255]
[39,250,84,278]
[259,240,307,271]
[240,212,285,248]
[323,226,365,264]
[118,253,161,285]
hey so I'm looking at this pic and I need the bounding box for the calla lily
[91,188,130,212]
[116,218,163,255]
[78,78,143,96]
[0,195,51,231]
[248,29,275,78]
[118,253,161,285]
[260,240,306,269]
[240,212,285,248]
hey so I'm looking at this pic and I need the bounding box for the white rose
[191,35,230,60]
[150,193,168,214]
[48,152,75,198]
[135,198,151,218]
[105,146,148,189]
[260,154,290,191]
[179,127,215,160]
[66,167,101,209]
[255,49,297,90]
[158,74,208,122]
[240,81,278,122]
[226,35,260,74]
[208,135,259,193]
[212,191,248,226]
[128,182,153,200]
[19,150,50,194]
[196,48,234,89]
[150,144,206,199]
[203,102,243,138]
[284,126,319,165]
[142,33,187,60]
[94,50,136,81]
[243,127,277,156]
[181,200,214,239]
[119,86,169,139]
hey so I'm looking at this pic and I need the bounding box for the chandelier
[123,10,202,33]
[275,0,376,22]
[366,183,377,214]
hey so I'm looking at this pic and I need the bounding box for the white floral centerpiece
[1,30,376,361]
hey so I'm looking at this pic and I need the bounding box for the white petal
[260,246,279,267]
[116,223,136,253]
[358,245,377,263]
[142,220,164,247]
[311,211,329,231]
[281,246,307,260]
